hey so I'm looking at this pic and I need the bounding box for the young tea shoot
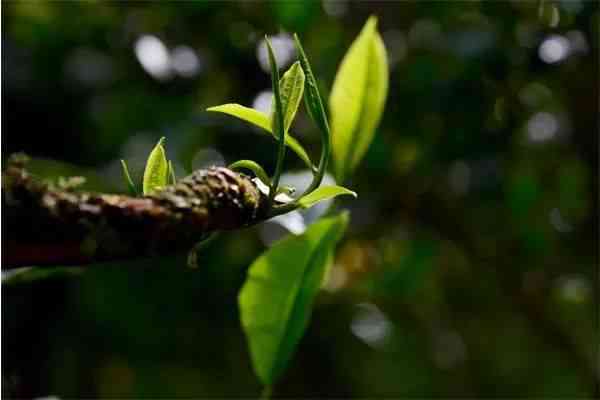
[207,16,388,395]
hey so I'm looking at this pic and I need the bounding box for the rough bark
[2,154,268,268]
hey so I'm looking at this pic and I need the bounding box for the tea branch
[2,154,269,269]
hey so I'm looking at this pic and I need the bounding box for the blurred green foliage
[2,1,597,398]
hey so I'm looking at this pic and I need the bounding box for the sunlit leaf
[298,185,356,209]
[207,103,270,130]
[238,212,349,385]
[271,61,305,135]
[330,16,389,182]
[142,137,169,195]
[206,104,313,170]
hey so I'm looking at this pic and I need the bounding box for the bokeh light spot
[190,148,225,171]
[171,46,202,78]
[322,0,348,17]
[538,34,571,64]
[527,112,559,142]
[549,208,573,233]
[134,35,172,80]
[350,303,392,349]
[252,90,273,114]
[555,275,591,304]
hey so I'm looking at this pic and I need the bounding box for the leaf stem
[305,121,330,195]
[260,385,272,400]
[268,201,300,218]
[265,37,286,205]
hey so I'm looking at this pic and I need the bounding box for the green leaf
[120,160,138,196]
[229,159,272,186]
[142,137,169,195]
[206,104,314,171]
[168,160,177,185]
[293,34,329,139]
[293,34,331,196]
[238,212,349,385]
[329,16,389,183]
[207,103,270,130]
[265,37,286,202]
[298,185,357,209]
[271,61,305,135]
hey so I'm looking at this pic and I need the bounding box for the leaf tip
[292,33,305,55]
[366,15,379,32]
[264,36,274,52]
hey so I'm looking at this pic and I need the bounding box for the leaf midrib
[267,222,338,380]
[342,33,376,181]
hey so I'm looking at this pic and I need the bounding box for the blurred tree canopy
[2,1,598,398]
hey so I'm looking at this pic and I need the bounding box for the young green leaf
[120,159,138,196]
[229,159,272,187]
[207,104,270,130]
[168,160,177,185]
[238,212,349,385]
[266,37,286,203]
[271,61,305,135]
[293,34,329,139]
[329,16,389,183]
[142,137,169,195]
[293,34,331,197]
[206,104,314,171]
[298,185,357,209]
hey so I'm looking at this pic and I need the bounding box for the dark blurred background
[2,1,598,398]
